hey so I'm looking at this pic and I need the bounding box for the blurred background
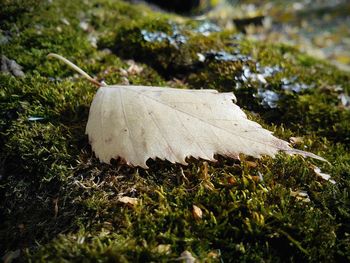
[139,0,350,72]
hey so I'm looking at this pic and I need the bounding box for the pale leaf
[177,251,196,263]
[153,244,171,254]
[312,166,336,184]
[290,189,311,202]
[86,85,326,168]
[118,196,139,206]
[192,205,203,220]
[47,53,326,169]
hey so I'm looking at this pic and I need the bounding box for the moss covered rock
[1,0,349,262]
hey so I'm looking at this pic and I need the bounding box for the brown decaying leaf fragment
[48,54,327,169]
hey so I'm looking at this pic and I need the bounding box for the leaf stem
[47,53,105,87]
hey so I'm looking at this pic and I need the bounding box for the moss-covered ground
[1,0,349,262]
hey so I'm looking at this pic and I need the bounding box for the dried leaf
[290,189,311,202]
[118,196,139,206]
[48,53,327,169]
[192,205,203,220]
[339,93,350,109]
[312,166,336,184]
[199,162,216,191]
[126,60,143,75]
[177,251,196,263]
[207,250,220,259]
[244,160,258,168]
[227,177,237,185]
[86,85,326,168]
[289,136,304,145]
[153,244,171,254]
[250,175,262,182]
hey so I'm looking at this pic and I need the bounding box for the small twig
[47,53,106,87]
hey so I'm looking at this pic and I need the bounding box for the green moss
[1,0,350,262]
[105,15,350,143]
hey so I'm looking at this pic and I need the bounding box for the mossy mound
[1,0,349,262]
